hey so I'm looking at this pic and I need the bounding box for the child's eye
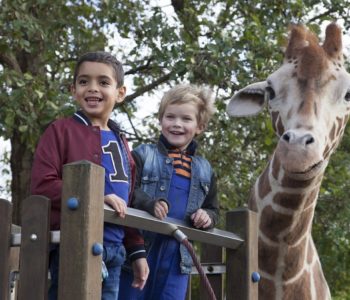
[78,79,88,85]
[183,117,193,121]
[100,80,110,86]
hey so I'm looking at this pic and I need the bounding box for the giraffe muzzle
[281,131,315,146]
[275,131,325,179]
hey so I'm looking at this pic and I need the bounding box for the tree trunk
[10,130,33,225]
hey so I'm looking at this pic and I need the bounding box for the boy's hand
[104,194,127,218]
[191,209,212,229]
[131,258,149,290]
[154,200,168,219]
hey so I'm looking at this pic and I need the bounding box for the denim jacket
[132,137,219,274]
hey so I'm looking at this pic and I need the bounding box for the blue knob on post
[92,243,103,256]
[251,271,261,283]
[67,197,79,210]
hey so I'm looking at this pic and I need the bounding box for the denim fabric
[102,244,126,300]
[119,235,189,300]
[134,144,212,274]
[47,244,125,300]
[48,245,59,300]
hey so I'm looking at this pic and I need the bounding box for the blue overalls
[119,173,190,300]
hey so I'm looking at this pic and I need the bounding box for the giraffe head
[227,23,350,181]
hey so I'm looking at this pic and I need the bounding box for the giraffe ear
[227,81,267,117]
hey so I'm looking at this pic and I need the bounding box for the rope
[182,238,217,300]
[171,226,216,300]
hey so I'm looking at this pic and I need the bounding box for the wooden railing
[0,160,258,300]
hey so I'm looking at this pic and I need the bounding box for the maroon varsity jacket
[30,110,145,260]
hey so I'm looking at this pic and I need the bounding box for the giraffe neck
[251,153,331,300]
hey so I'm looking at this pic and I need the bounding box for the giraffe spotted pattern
[227,23,350,300]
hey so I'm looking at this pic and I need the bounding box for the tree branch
[119,105,143,141]
[125,57,155,75]
[0,53,22,73]
[171,0,184,12]
[171,0,200,41]
[124,68,186,103]
[307,9,338,24]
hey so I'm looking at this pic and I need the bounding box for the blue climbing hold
[252,271,261,283]
[67,197,79,210]
[92,243,103,256]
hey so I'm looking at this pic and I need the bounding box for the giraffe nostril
[282,132,291,142]
[305,135,315,145]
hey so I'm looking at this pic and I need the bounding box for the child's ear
[116,86,126,104]
[70,84,76,95]
[196,124,205,135]
[70,84,78,102]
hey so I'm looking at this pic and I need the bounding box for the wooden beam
[0,199,12,300]
[200,244,224,300]
[58,161,104,300]
[17,195,51,300]
[226,208,258,300]
[104,206,243,250]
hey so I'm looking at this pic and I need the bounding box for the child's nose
[88,81,99,92]
[174,119,181,127]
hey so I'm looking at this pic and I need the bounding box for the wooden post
[200,244,224,300]
[226,208,258,300]
[17,195,51,300]
[0,198,12,300]
[58,161,104,300]
[9,225,21,300]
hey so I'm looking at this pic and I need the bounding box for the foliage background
[1,0,350,298]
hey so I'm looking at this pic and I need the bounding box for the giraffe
[227,23,350,300]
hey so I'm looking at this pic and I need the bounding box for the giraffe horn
[285,25,310,58]
[322,22,343,58]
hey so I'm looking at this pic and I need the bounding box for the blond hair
[158,84,215,130]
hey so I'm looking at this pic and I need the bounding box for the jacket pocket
[196,181,210,206]
[140,175,159,197]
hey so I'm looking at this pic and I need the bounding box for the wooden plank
[105,206,243,250]
[9,225,21,300]
[199,244,224,300]
[17,195,51,300]
[9,247,20,300]
[0,198,12,300]
[58,161,104,300]
[226,208,258,300]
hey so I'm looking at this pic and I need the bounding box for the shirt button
[160,186,165,191]
[166,158,172,164]
[94,154,99,159]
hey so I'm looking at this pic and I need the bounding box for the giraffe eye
[265,86,276,101]
[345,91,350,102]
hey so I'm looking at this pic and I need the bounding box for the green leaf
[18,125,28,133]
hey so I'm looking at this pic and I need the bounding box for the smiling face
[160,102,203,150]
[72,61,126,129]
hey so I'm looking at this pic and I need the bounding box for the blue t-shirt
[100,130,130,244]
